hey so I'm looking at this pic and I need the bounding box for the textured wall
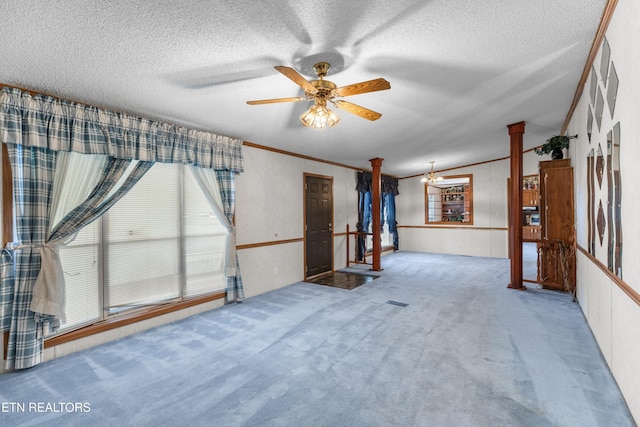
[235,145,359,298]
[396,158,510,258]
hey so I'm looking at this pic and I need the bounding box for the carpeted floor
[0,251,635,426]
[523,242,539,284]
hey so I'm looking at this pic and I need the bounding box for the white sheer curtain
[50,153,108,227]
[188,165,236,276]
[30,152,107,321]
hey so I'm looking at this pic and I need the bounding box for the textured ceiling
[0,1,606,177]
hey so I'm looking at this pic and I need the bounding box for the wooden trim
[368,245,395,254]
[237,237,304,250]
[577,245,640,307]
[236,232,348,251]
[247,138,531,182]
[561,0,619,134]
[245,137,542,182]
[303,172,334,181]
[243,141,395,176]
[398,225,508,231]
[401,146,542,181]
[45,292,225,348]
[2,144,12,246]
[403,156,510,180]
[507,177,512,261]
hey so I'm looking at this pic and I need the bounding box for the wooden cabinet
[523,225,541,240]
[538,159,575,292]
[522,189,539,207]
[522,175,540,241]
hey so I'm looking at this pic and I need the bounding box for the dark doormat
[305,271,378,290]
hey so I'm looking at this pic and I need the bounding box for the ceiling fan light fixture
[247,62,389,128]
[299,99,340,130]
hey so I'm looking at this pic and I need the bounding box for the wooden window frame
[424,174,474,225]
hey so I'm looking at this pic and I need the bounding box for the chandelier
[421,161,444,183]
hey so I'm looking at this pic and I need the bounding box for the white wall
[235,145,359,298]
[566,0,640,420]
[396,158,510,258]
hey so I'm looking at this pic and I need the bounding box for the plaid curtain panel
[0,87,244,172]
[216,170,244,303]
[0,249,15,331]
[4,145,56,370]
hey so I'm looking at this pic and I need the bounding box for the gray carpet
[0,251,635,426]
[523,242,539,283]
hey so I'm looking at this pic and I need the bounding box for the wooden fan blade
[274,66,317,93]
[333,100,382,121]
[247,97,307,105]
[334,78,391,97]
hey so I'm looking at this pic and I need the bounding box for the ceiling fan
[246,62,391,129]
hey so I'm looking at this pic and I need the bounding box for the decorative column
[370,157,383,271]
[507,121,526,290]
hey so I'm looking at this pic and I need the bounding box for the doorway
[507,176,541,285]
[304,174,333,278]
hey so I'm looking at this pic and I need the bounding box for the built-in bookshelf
[522,174,540,240]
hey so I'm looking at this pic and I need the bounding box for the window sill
[424,222,474,225]
[365,245,395,254]
[44,291,225,348]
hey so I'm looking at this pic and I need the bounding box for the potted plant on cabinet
[534,134,578,159]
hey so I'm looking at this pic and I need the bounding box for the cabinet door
[531,226,540,241]
[523,226,541,241]
[543,167,574,240]
[523,189,533,206]
[540,166,575,291]
[523,189,539,206]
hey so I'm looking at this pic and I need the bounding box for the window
[424,174,473,224]
[57,162,227,332]
[366,206,394,250]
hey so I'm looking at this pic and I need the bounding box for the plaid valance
[0,87,244,172]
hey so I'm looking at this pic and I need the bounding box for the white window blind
[58,222,101,329]
[105,163,181,311]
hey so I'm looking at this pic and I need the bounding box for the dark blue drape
[355,172,399,260]
[384,192,398,250]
